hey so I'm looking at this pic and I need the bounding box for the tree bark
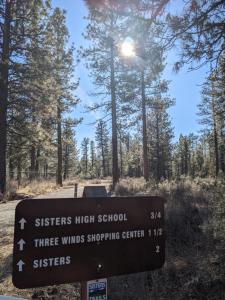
[35,146,40,178]
[0,0,11,194]
[184,139,189,176]
[119,134,123,178]
[156,110,160,181]
[9,145,14,180]
[44,161,48,179]
[17,156,21,187]
[100,123,106,177]
[30,145,36,180]
[141,70,149,181]
[63,144,69,180]
[212,98,219,177]
[110,34,119,188]
[211,78,220,177]
[57,105,63,186]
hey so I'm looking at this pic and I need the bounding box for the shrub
[114,177,147,196]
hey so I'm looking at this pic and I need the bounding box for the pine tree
[95,120,110,177]
[125,136,142,177]
[172,134,212,179]
[81,137,89,176]
[212,54,225,174]
[46,8,79,186]
[81,1,132,187]
[0,0,52,193]
[0,0,11,193]
[117,3,169,181]
[20,1,52,180]
[63,121,78,180]
[90,140,99,178]
[0,2,80,190]
[166,0,225,69]
[198,72,221,177]
[147,96,174,181]
[173,135,191,178]
[81,0,171,185]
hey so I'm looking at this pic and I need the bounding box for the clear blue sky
[52,0,209,146]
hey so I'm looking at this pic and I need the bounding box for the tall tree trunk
[85,154,88,174]
[44,161,48,179]
[101,146,106,177]
[119,135,123,178]
[57,105,63,186]
[64,145,69,180]
[110,35,119,188]
[156,110,160,182]
[219,129,225,174]
[17,156,21,187]
[212,86,219,177]
[100,123,106,176]
[184,141,188,176]
[30,145,36,180]
[107,156,110,177]
[213,112,219,177]
[30,114,37,180]
[91,147,94,169]
[0,0,11,194]
[9,145,14,180]
[35,146,40,179]
[126,134,130,152]
[141,70,149,181]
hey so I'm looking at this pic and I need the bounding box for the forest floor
[0,179,111,299]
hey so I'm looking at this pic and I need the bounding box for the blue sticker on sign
[88,279,107,300]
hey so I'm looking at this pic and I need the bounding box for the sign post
[81,186,108,300]
[12,195,165,289]
[74,183,78,198]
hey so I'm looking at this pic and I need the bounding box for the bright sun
[121,38,135,57]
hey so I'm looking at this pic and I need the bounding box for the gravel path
[0,200,21,237]
[35,185,83,199]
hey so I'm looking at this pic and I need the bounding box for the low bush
[111,177,225,299]
[147,179,225,299]
[114,177,147,196]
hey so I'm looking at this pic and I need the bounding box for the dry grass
[17,180,58,197]
[63,177,85,186]
[2,179,59,201]
[147,178,225,299]
[63,177,112,187]
[89,178,102,184]
[114,177,147,195]
[110,177,225,299]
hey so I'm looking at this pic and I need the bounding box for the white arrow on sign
[18,218,27,230]
[17,239,26,251]
[17,260,25,272]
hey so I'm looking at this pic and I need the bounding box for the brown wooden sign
[12,196,165,289]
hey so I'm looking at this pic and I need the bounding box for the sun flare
[121,38,135,57]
